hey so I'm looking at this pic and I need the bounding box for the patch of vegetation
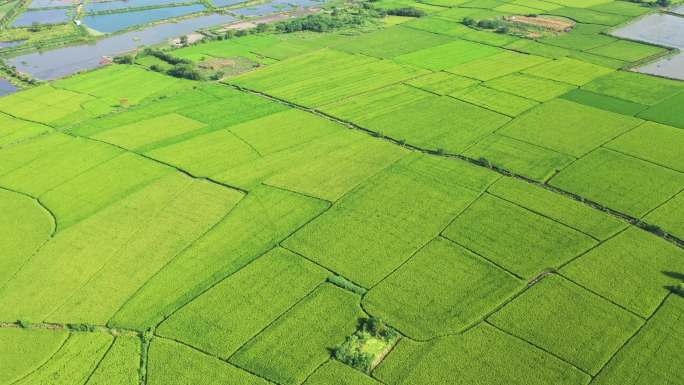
[333,317,399,373]
[327,275,367,295]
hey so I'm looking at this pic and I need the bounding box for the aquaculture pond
[11,8,71,27]
[0,78,17,96]
[84,0,191,13]
[212,0,246,8]
[612,13,684,80]
[27,0,74,8]
[7,13,236,80]
[83,4,206,33]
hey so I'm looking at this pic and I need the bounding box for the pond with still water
[83,4,206,33]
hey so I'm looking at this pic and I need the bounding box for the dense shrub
[385,7,426,17]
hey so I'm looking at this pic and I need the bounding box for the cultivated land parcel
[1,0,684,384]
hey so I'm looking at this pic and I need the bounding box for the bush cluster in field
[333,317,398,373]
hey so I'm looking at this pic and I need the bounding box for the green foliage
[333,317,398,372]
[327,275,368,295]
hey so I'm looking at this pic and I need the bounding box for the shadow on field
[663,271,684,297]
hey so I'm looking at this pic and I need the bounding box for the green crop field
[1,0,683,383]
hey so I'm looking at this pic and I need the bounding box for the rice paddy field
[1,0,684,384]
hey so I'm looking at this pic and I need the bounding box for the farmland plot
[303,360,382,385]
[637,91,684,129]
[592,294,684,385]
[363,237,524,340]
[147,338,269,385]
[110,185,328,330]
[374,324,590,385]
[522,57,614,86]
[550,148,684,217]
[322,84,510,153]
[450,85,539,116]
[463,134,576,181]
[0,172,241,324]
[0,114,51,147]
[448,50,550,81]
[0,85,95,125]
[230,49,427,107]
[442,194,597,279]
[393,39,502,70]
[229,284,364,385]
[284,153,498,287]
[561,227,684,318]
[0,189,54,286]
[0,328,69,385]
[645,191,684,240]
[483,73,576,102]
[498,99,643,157]
[157,248,329,358]
[404,71,479,95]
[605,121,684,172]
[582,71,684,105]
[560,89,648,116]
[85,336,140,385]
[489,274,644,374]
[333,25,453,58]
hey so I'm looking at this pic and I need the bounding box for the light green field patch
[489,274,644,374]
[484,73,576,102]
[228,109,341,155]
[147,339,268,385]
[550,7,629,26]
[53,65,192,106]
[263,134,409,201]
[451,85,539,116]
[0,328,69,385]
[505,38,571,59]
[487,177,626,240]
[284,153,498,286]
[645,191,684,240]
[606,121,684,172]
[157,248,328,358]
[562,227,684,318]
[46,176,241,325]
[494,3,543,14]
[499,99,642,157]
[404,71,480,95]
[393,40,502,71]
[323,84,510,153]
[587,40,668,63]
[304,360,382,385]
[145,129,259,177]
[582,71,684,105]
[592,294,684,385]
[363,237,524,340]
[230,49,427,107]
[85,336,140,385]
[550,148,684,217]
[0,134,121,197]
[589,0,652,16]
[0,189,54,286]
[229,284,364,385]
[540,29,616,51]
[448,50,550,81]
[522,57,614,86]
[463,134,576,181]
[14,332,113,385]
[92,113,206,150]
[0,85,95,125]
[546,0,611,7]
[333,25,452,58]
[110,185,328,330]
[443,194,597,279]
[375,323,590,385]
[0,114,51,147]
[0,173,239,324]
[460,29,521,47]
[41,153,171,230]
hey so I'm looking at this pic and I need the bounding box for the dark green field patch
[637,91,684,129]
[583,71,684,106]
[560,89,648,116]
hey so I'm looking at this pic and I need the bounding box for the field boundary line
[263,182,333,205]
[82,337,117,385]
